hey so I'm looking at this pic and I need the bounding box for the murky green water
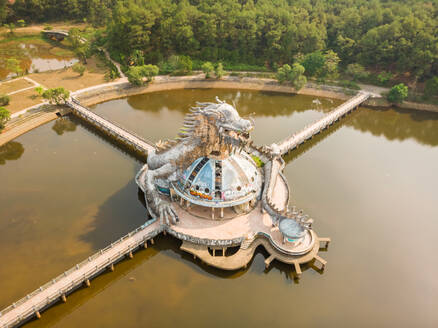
[1,89,438,327]
[0,37,77,79]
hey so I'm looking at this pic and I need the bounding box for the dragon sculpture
[143,98,254,225]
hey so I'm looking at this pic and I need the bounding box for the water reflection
[52,118,77,135]
[345,107,438,146]
[125,89,341,117]
[0,38,77,79]
[0,141,24,165]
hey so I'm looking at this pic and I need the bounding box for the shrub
[424,77,438,98]
[0,94,10,106]
[72,62,86,76]
[387,83,408,104]
[17,20,26,27]
[0,107,11,130]
[301,52,325,77]
[338,80,360,90]
[202,62,214,78]
[345,63,368,81]
[377,71,393,85]
[168,55,192,75]
[35,86,44,96]
[276,63,307,90]
[43,24,53,31]
[215,63,225,79]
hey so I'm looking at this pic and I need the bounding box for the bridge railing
[275,92,369,154]
[67,100,155,151]
[0,220,158,326]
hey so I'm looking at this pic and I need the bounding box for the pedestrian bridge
[66,99,155,155]
[0,90,372,328]
[271,91,371,155]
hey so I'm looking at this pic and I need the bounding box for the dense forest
[1,0,438,80]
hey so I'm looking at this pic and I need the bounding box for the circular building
[171,152,262,219]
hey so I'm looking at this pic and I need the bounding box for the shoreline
[1,75,437,147]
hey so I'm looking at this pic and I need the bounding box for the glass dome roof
[172,152,262,208]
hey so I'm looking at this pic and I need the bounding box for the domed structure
[172,152,262,209]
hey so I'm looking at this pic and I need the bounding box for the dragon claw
[157,201,178,226]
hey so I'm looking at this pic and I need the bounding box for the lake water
[1,89,437,327]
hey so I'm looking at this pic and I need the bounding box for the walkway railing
[66,100,155,154]
[0,220,162,328]
[273,92,370,155]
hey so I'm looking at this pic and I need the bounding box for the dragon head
[179,98,253,154]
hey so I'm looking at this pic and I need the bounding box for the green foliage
[345,63,368,81]
[251,155,264,168]
[4,0,438,81]
[43,24,52,31]
[202,62,214,78]
[126,65,159,86]
[377,71,393,86]
[338,80,360,90]
[130,50,145,66]
[41,87,70,105]
[0,94,10,106]
[301,52,325,78]
[34,86,44,96]
[68,28,90,64]
[170,55,192,75]
[387,83,408,104]
[4,23,15,34]
[6,58,22,77]
[0,106,10,130]
[215,63,225,79]
[276,63,307,90]
[17,19,25,27]
[424,77,438,98]
[72,62,86,76]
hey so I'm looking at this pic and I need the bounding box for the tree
[215,63,225,79]
[6,58,22,77]
[72,62,86,76]
[126,65,159,86]
[68,28,89,64]
[424,77,438,99]
[323,50,340,80]
[0,94,9,106]
[346,63,368,81]
[140,64,159,82]
[276,63,307,90]
[0,106,10,130]
[387,83,408,104]
[42,88,70,105]
[276,64,292,84]
[168,55,192,75]
[301,52,325,78]
[202,62,214,78]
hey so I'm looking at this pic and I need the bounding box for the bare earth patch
[29,57,108,92]
[5,89,43,113]
[0,79,33,94]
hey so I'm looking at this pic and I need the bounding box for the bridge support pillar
[128,251,133,259]
[85,279,91,287]
[294,262,302,278]
[109,263,114,272]
[35,311,41,319]
[61,294,67,303]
